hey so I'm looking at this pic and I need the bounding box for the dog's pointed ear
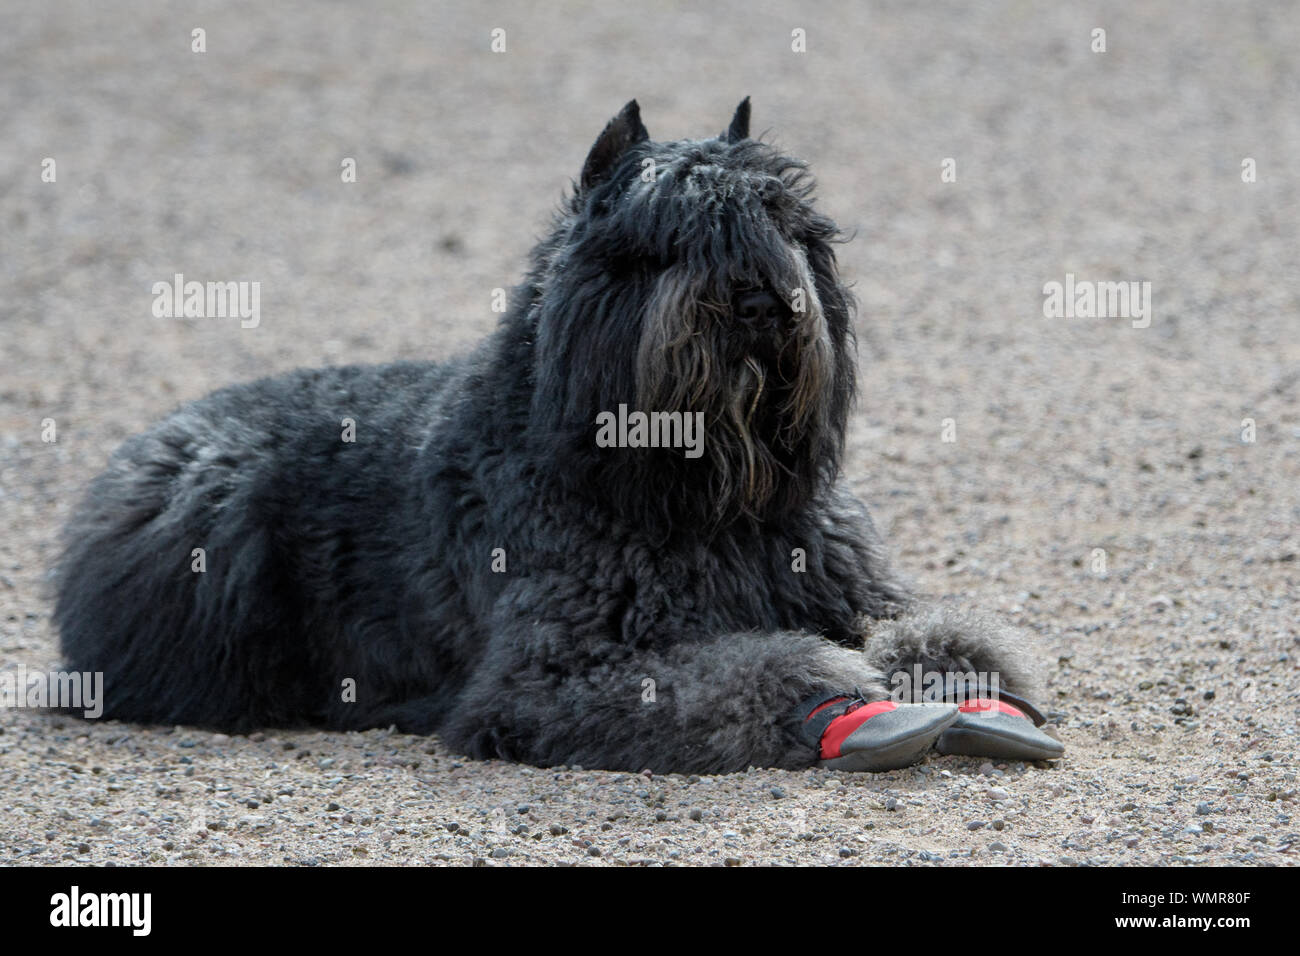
[581,100,650,191]
[724,96,751,143]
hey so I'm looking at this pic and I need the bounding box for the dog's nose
[734,291,788,329]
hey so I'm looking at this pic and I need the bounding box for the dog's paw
[797,694,959,772]
[934,697,1064,761]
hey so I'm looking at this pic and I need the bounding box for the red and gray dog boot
[934,690,1064,761]
[798,693,959,772]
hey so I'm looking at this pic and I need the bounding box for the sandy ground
[1,1,1297,866]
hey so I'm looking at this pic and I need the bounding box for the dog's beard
[635,251,839,523]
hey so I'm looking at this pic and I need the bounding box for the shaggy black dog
[54,100,1061,773]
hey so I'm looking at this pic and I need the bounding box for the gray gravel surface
[1,0,1297,865]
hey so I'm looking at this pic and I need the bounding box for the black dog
[54,100,1062,773]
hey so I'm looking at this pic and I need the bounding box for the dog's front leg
[436,582,958,773]
[860,604,1063,760]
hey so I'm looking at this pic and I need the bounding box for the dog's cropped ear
[724,96,751,143]
[581,100,650,191]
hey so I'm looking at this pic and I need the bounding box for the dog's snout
[734,290,789,329]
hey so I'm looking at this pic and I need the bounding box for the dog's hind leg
[53,405,310,730]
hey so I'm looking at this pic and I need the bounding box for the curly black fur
[53,99,1043,773]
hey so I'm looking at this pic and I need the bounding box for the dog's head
[525,99,856,531]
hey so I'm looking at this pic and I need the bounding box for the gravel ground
[1,1,1297,866]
